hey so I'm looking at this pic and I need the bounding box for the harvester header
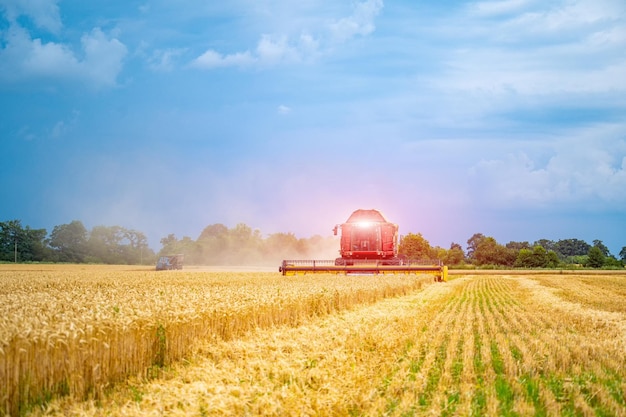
[280,209,447,281]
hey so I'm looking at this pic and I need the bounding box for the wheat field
[0,264,432,416]
[1,265,625,416]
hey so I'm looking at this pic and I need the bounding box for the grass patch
[471,324,486,415]
[520,373,546,416]
[417,335,448,406]
[451,336,464,381]
[440,389,460,417]
[491,341,516,416]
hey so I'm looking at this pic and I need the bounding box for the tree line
[398,233,625,269]
[1,219,625,268]
[159,223,338,266]
[0,220,154,264]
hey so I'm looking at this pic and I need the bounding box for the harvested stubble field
[1,266,625,416]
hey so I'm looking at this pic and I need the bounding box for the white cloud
[148,48,186,72]
[329,0,383,42]
[440,50,626,96]
[78,28,127,87]
[191,0,382,69]
[138,3,150,14]
[0,25,127,87]
[0,1,127,87]
[191,32,318,69]
[49,110,79,138]
[256,34,296,63]
[469,0,537,18]
[191,49,255,69]
[0,0,62,33]
[437,0,626,98]
[16,126,36,141]
[468,125,626,209]
[277,105,291,115]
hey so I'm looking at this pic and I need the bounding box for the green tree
[534,239,556,252]
[48,220,88,262]
[473,236,517,267]
[546,250,560,268]
[0,220,47,262]
[88,225,124,263]
[264,232,302,261]
[124,229,153,264]
[530,246,548,267]
[177,236,202,263]
[194,223,264,265]
[466,233,486,260]
[514,248,533,268]
[603,256,623,268]
[126,230,155,265]
[22,227,49,261]
[160,234,180,255]
[506,241,531,251]
[554,238,591,259]
[586,246,605,268]
[592,239,611,257]
[514,245,559,268]
[88,226,153,264]
[227,223,263,264]
[197,224,229,264]
[445,242,465,265]
[398,233,433,261]
[0,220,22,261]
[620,246,626,262]
[159,234,201,263]
[198,224,229,241]
[450,242,463,252]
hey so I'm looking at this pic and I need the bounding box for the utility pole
[14,239,17,263]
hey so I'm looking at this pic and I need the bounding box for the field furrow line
[465,277,496,415]
[375,278,465,415]
[452,279,481,416]
[428,282,471,416]
[475,276,526,415]
[505,276,626,415]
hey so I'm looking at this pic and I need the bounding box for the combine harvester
[279,209,447,281]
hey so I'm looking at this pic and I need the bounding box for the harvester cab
[280,209,447,281]
[333,209,398,264]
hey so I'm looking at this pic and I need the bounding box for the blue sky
[1,0,625,255]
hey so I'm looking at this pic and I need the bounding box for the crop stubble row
[375,275,626,416]
[29,273,626,416]
[2,268,626,416]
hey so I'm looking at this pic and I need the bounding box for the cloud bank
[191,0,383,69]
[0,0,127,87]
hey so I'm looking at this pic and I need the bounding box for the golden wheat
[0,265,432,416]
[24,272,626,416]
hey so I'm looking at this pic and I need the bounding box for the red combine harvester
[279,209,447,281]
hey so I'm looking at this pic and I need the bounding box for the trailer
[156,254,184,271]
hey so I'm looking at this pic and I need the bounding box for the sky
[1,0,625,256]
